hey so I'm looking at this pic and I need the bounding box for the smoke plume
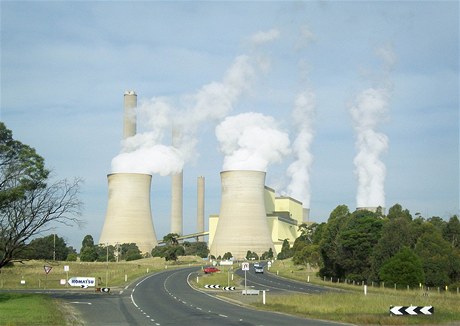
[284,25,316,207]
[286,89,316,206]
[216,112,290,172]
[111,28,280,175]
[349,45,395,208]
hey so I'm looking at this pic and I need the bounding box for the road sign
[204,284,220,289]
[64,265,69,272]
[44,265,52,274]
[390,306,434,316]
[242,262,250,271]
[67,277,96,287]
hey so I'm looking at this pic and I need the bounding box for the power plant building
[99,91,159,254]
[209,171,309,258]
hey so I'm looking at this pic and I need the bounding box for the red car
[203,266,220,274]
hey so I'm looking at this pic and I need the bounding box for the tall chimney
[99,173,158,254]
[170,127,183,235]
[123,91,137,139]
[197,176,205,241]
[210,170,275,259]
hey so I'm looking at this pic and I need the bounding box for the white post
[125,274,127,282]
[307,275,310,283]
[263,290,266,304]
[197,276,199,283]
[244,270,247,294]
[364,285,367,295]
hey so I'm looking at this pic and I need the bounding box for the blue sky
[1,1,458,250]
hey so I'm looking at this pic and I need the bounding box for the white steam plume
[111,29,280,176]
[349,45,395,208]
[286,90,316,206]
[216,112,290,172]
[175,54,258,162]
[283,24,316,207]
[111,97,184,175]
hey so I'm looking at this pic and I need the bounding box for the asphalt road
[234,262,337,294]
[22,266,346,326]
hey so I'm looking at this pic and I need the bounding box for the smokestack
[170,127,183,235]
[170,172,183,235]
[123,90,137,139]
[197,176,205,241]
[99,173,158,254]
[210,170,275,259]
[303,208,310,223]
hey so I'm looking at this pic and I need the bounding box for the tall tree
[0,123,82,269]
[414,225,452,287]
[444,215,460,249]
[335,210,383,281]
[379,247,425,288]
[319,205,350,278]
[371,216,415,279]
[20,234,70,261]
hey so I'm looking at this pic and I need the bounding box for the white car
[254,266,264,274]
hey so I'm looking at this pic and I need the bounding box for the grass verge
[0,293,67,326]
[247,259,460,325]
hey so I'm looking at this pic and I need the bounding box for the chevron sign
[204,284,220,289]
[222,286,236,291]
[390,306,434,316]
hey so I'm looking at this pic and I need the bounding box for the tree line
[281,204,460,289]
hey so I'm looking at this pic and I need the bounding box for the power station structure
[209,170,310,259]
[210,170,276,259]
[99,91,159,253]
[98,91,318,257]
[170,128,183,235]
[99,173,158,253]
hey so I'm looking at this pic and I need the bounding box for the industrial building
[99,91,311,257]
[209,171,310,259]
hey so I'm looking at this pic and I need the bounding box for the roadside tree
[0,123,82,268]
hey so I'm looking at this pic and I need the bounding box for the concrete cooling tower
[210,170,275,259]
[99,173,158,254]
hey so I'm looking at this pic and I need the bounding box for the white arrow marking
[390,306,403,315]
[420,306,433,315]
[406,306,417,315]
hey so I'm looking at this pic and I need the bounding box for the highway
[234,262,338,294]
[45,266,345,325]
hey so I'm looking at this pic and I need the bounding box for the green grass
[192,265,241,289]
[249,259,460,325]
[0,293,67,326]
[0,256,203,325]
[0,256,202,289]
[253,291,459,325]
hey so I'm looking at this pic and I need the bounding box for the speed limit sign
[242,262,250,271]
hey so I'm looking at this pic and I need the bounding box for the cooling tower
[210,170,275,259]
[197,176,205,240]
[123,91,137,139]
[99,173,157,254]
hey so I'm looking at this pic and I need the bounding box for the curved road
[47,266,345,325]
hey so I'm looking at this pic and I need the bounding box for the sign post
[43,265,52,289]
[64,265,69,287]
[242,262,250,294]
